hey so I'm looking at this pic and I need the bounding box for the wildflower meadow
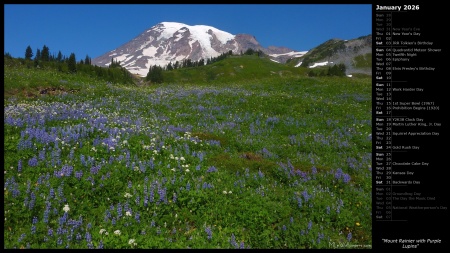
[4,65,372,248]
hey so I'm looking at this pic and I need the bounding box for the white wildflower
[185,169,190,173]
[100,229,106,235]
[114,230,121,235]
[126,211,132,217]
[222,191,227,194]
[124,192,132,198]
[180,157,185,161]
[63,204,70,212]
[128,239,136,246]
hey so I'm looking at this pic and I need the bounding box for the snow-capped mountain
[92,22,306,77]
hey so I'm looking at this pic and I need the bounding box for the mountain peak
[92,22,302,77]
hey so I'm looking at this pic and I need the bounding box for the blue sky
[4,4,371,60]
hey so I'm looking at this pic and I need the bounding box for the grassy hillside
[4,55,372,249]
[162,55,308,84]
[285,35,372,76]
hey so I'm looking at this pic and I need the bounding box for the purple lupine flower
[290,217,294,224]
[18,160,22,172]
[75,171,83,180]
[149,187,155,203]
[326,206,331,214]
[31,225,36,234]
[347,232,352,242]
[135,212,140,223]
[258,170,264,178]
[186,182,191,191]
[335,168,343,180]
[43,208,50,223]
[80,154,86,167]
[230,233,238,248]
[312,166,317,174]
[206,166,217,173]
[240,242,245,249]
[205,226,212,240]
[308,220,313,230]
[97,240,104,249]
[57,226,64,235]
[85,232,92,243]
[104,210,111,222]
[343,173,351,184]
[144,196,148,207]
[173,193,177,203]
[29,191,36,209]
[282,225,287,231]
[75,233,82,241]
[32,216,38,224]
[117,203,122,218]
[59,213,68,227]
[18,233,26,242]
[317,232,324,244]
[28,157,38,167]
[112,218,116,225]
[90,165,100,175]
[158,187,166,204]
[128,181,132,188]
[150,220,155,227]
[302,190,310,202]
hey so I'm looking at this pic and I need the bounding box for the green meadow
[4,55,372,249]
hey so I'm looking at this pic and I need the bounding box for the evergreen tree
[35,49,41,60]
[85,55,91,65]
[244,48,255,55]
[57,51,63,62]
[109,58,121,68]
[146,65,164,83]
[67,53,77,73]
[338,63,346,76]
[25,45,33,60]
[41,45,50,61]
[167,62,173,71]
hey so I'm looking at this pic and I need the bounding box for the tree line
[20,45,133,84]
[307,63,347,77]
[145,48,264,83]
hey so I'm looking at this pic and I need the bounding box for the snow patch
[270,59,280,63]
[309,61,333,68]
[142,47,158,57]
[269,51,308,58]
[113,54,129,63]
[158,22,234,52]
[294,61,302,67]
